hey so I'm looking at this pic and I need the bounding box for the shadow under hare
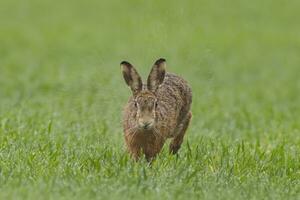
[121,58,192,161]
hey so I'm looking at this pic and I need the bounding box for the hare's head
[121,58,166,130]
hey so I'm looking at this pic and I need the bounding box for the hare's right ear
[121,61,143,95]
[147,58,166,92]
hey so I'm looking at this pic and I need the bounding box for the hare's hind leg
[169,112,192,154]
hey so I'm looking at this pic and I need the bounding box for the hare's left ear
[121,61,143,95]
[147,58,166,92]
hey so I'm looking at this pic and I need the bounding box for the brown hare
[121,58,192,161]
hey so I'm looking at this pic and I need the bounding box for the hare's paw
[169,140,182,154]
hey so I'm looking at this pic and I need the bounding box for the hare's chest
[125,131,165,160]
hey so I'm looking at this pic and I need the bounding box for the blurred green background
[0,0,299,199]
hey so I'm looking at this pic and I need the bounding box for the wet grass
[0,0,300,199]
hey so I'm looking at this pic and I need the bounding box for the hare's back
[157,72,192,109]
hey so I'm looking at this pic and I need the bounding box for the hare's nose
[143,122,151,129]
[139,120,153,130]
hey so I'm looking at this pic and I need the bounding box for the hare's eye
[155,101,158,107]
[134,102,138,107]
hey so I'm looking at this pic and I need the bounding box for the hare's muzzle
[138,119,154,130]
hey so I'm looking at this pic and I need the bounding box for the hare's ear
[147,58,166,92]
[121,61,143,94]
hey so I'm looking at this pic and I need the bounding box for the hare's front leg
[169,112,192,154]
[125,134,142,161]
[143,135,166,162]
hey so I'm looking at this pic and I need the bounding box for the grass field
[1,0,300,199]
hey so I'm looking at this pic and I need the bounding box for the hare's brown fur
[121,59,192,161]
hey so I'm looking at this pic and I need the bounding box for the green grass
[0,0,300,199]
